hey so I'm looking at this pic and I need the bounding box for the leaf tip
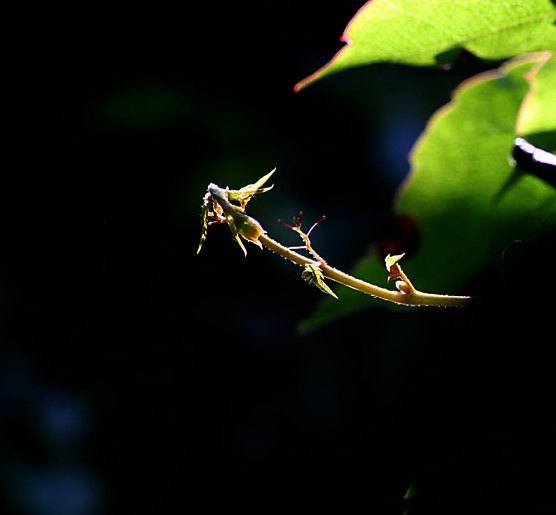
[385,253,405,272]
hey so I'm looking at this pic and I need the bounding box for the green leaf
[227,168,276,206]
[517,51,556,141]
[295,0,556,91]
[300,53,556,332]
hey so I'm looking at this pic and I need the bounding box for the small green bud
[235,212,266,244]
[226,210,266,256]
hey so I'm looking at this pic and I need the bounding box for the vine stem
[258,234,471,307]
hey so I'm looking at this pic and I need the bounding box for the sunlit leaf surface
[295,0,556,91]
[301,53,556,332]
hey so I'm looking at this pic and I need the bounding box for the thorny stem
[198,173,471,308]
[259,234,471,307]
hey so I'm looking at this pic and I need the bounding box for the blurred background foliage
[2,1,555,514]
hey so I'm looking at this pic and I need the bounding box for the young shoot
[197,170,471,308]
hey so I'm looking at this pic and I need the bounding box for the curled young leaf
[227,168,276,207]
[385,253,406,272]
[302,264,338,299]
[385,253,415,294]
[385,253,405,281]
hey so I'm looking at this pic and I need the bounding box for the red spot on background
[377,214,419,259]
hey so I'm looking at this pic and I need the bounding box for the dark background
[2,2,555,514]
